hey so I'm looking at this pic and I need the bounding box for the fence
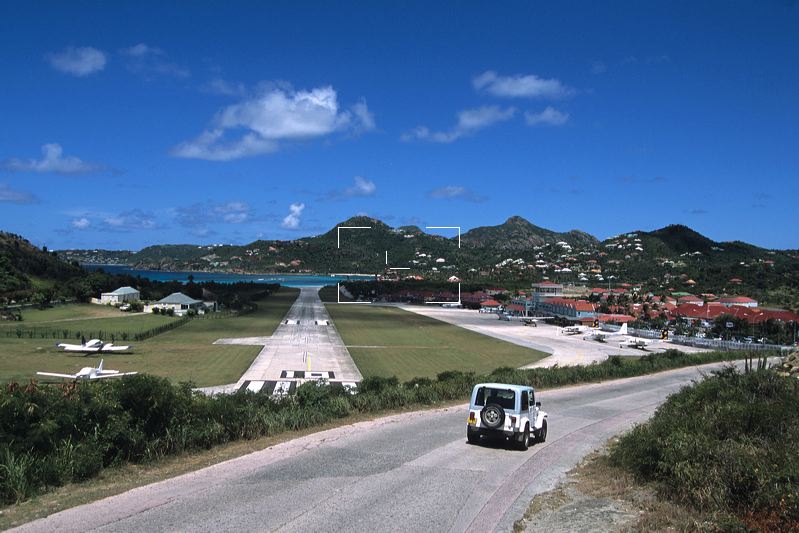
[2,315,191,342]
[599,323,790,352]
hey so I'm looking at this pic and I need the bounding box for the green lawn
[324,302,548,381]
[1,313,180,341]
[0,288,300,387]
[1,303,125,325]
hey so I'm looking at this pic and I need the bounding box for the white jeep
[466,383,547,450]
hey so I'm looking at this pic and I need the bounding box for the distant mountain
[47,216,796,304]
[461,216,599,250]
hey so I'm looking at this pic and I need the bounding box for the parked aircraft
[56,338,133,354]
[620,328,668,348]
[521,317,554,327]
[620,336,651,349]
[36,359,138,380]
[586,322,629,342]
[560,318,601,335]
[560,325,587,335]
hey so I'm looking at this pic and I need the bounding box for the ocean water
[84,265,374,287]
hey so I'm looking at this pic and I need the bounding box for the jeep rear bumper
[468,426,518,438]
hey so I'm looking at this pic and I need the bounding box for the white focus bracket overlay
[335,225,374,304]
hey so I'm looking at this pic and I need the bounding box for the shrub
[0,348,766,506]
[609,367,799,529]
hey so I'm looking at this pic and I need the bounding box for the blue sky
[1,1,797,249]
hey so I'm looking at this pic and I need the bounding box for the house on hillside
[144,292,204,316]
[99,286,140,305]
[719,296,758,308]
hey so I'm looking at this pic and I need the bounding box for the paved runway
[397,305,707,368]
[13,362,738,533]
[216,287,362,390]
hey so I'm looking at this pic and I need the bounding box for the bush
[609,367,799,529]
[0,348,764,506]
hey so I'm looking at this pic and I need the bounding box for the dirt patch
[514,441,716,532]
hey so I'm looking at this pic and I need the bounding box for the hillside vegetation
[0,349,752,508]
[52,217,797,305]
[610,363,798,530]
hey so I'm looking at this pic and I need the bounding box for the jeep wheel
[535,420,548,443]
[480,404,505,429]
[517,425,529,451]
[467,427,480,445]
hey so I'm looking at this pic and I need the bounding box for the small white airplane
[521,316,554,326]
[560,325,585,335]
[36,359,138,381]
[586,322,629,342]
[620,336,651,349]
[56,338,133,354]
[619,328,669,349]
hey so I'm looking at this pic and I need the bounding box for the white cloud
[171,129,278,161]
[71,218,91,229]
[590,61,607,75]
[351,100,376,132]
[121,43,161,57]
[473,70,573,99]
[103,210,157,230]
[346,176,376,197]
[202,78,247,97]
[402,106,515,143]
[173,201,253,226]
[47,46,107,76]
[1,144,105,175]
[0,184,38,204]
[281,202,305,230]
[62,209,158,232]
[172,85,374,160]
[214,201,250,223]
[428,185,487,203]
[121,43,190,78]
[525,106,570,126]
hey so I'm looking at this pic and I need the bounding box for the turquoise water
[84,265,374,287]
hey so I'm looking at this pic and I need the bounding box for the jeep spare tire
[481,404,505,429]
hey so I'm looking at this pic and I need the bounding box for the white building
[100,286,140,305]
[144,292,204,316]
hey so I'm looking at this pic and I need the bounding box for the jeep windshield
[474,387,516,410]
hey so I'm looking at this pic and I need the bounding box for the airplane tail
[619,323,628,335]
[98,359,104,371]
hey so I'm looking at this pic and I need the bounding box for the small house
[100,286,140,305]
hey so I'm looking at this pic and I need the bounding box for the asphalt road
[14,362,737,533]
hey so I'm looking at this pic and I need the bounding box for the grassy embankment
[319,286,548,380]
[608,361,798,530]
[0,288,299,386]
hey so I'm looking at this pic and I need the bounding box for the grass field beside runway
[324,301,548,381]
[0,303,126,324]
[1,313,180,339]
[0,288,300,386]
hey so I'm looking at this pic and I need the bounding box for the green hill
[0,232,84,303]
[461,216,599,250]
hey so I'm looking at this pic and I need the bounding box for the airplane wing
[60,346,100,353]
[100,345,132,352]
[91,372,138,379]
[36,371,78,379]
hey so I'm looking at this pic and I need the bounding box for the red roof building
[719,296,758,308]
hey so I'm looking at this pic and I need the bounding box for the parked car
[466,383,547,450]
